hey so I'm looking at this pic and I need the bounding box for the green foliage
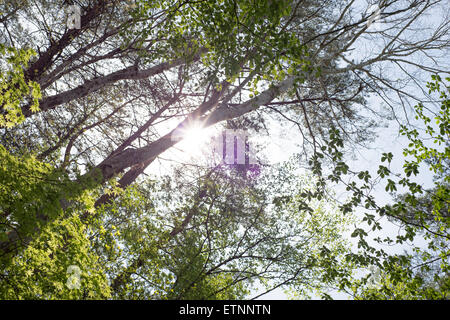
[0,144,98,249]
[0,115,105,299]
[0,214,111,299]
[309,75,450,299]
[0,39,109,299]
[0,142,110,299]
[353,264,449,300]
[0,44,41,127]
[124,0,308,86]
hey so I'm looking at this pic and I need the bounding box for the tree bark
[22,54,200,117]
[24,0,110,83]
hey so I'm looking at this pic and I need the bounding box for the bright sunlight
[174,121,217,158]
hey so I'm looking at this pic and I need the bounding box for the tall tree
[0,0,449,299]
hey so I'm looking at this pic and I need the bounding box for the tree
[312,75,449,299]
[95,162,355,299]
[0,0,449,299]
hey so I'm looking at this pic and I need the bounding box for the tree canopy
[0,0,448,299]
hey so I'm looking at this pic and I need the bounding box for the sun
[183,126,206,147]
[183,122,204,139]
[175,122,215,157]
